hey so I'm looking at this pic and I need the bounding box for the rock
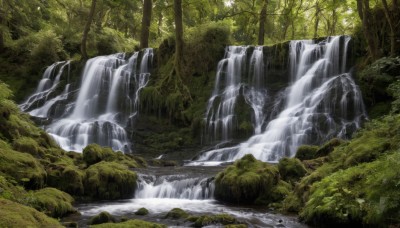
[135,207,149,216]
[89,211,116,225]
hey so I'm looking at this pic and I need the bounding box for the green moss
[83,144,140,168]
[135,207,149,216]
[190,214,237,227]
[165,208,189,219]
[315,138,344,158]
[12,136,42,156]
[89,211,116,225]
[214,154,279,203]
[295,145,319,161]
[277,157,307,183]
[28,187,76,217]
[46,163,84,195]
[91,219,166,228]
[0,198,62,227]
[0,147,46,189]
[224,225,248,228]
[281,192,302,213]
[84,161,137,200]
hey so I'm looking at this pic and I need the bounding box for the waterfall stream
[194,36,366,164]
[20,49,153,152]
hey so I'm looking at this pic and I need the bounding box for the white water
[21,49,153,152]
[195,36,366,164]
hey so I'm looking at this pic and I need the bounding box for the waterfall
[20,49,153,152]
[135,173,214,200]
[194,36,366,164]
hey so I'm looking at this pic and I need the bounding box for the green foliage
[300,152,400,227]
[89,211,116,225]
[165,208,189,219]
[91,219,166,228]
[295,145,319,161]
[82,144,140,168]
[96,28,139,55]
[0,198,62,228]
[27,187,76,218]
[214,154,279,203]
[135,207,149,216]
[84,161,137,200]
[358,57,400,118]
[388,80,400,114]
[277,158,307,183]
[315,138,344,158]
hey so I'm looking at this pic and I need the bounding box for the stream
[65,166,307,227]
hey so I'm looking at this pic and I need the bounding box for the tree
[258,0,268,45]
[140,0,152,49]
[174,0,183,78]
[81,0,97,60]
[356,0,380,60]
[381,0,396,56]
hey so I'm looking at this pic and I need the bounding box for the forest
[0,0,400,227]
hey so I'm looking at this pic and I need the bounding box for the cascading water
[135,173,214,200]
[194,36,366,164]
[21,49,153,152]
[20,61,71,118]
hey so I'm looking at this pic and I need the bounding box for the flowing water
[194,36,366,164]
[73,166,306,228]
[20,49,153,152]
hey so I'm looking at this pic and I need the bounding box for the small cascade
[20,61,71,114]
[204,46,247,143]
[21,49,153,152]
[135,173,214,200]
[195,36,366,164]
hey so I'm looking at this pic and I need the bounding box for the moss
[315,138,345,158]
[83,144,116,166]
[214,154,279,203]
[135,207,149,216]
[281,192,302,213]
[148,159,178,167]
[225,225,248,228]
[28,187,76,217]
[0,147,46,189]
[165,208,189,219]
[0,198,62,227]
[91,219,166,228]
[84,161,137,200]
[277,157,307,183]
[89,211,116,225]
[295,145,319,161]
[12,136,42,156]
[190,214,238,227]
[83,144,140,168]
[46,163,84,195]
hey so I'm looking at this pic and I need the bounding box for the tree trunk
[381,0,396,56]
[81,0,97,60]
[313,2,320,38]
[258,0,268,45]
[140,0,152,49]
[157,11,163,37]
[174,0,184,78]
[356,0,380,60]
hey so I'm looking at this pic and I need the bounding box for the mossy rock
[83,144,116,166]
[135,207,149,216]
[46,163,84,195]
[90,219,166,227]
[277,157,307,183]
[189,214,238,227]
[165,208,189,219]
[12,136,42,157]
[89,211,116,225]
[83,144,140,168]
[28,187,76,218]
[84,161,137,200]
[0,147,46,189]
[225,225,248,228]
[148,159,178,167]
[0,198,62,227]
[214,154,279,203]
[281,192,302,213]
[315,138,344,158]
[295,145,319,161]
